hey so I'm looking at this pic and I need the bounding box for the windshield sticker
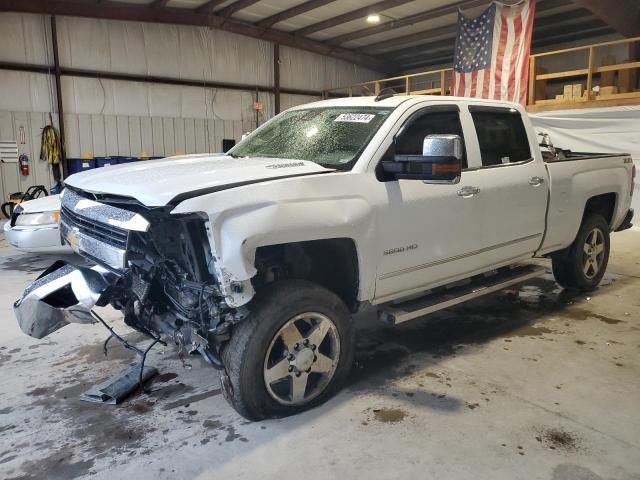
[334,113,376,123]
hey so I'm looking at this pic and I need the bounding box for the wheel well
[583,193,616,227]
[253,238,359,311]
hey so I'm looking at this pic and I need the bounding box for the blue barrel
[68,158,95,175]
[95,156,118,168]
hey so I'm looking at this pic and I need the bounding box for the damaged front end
[14,187,246,368]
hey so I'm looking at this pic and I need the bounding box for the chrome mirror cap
[422,134,464,160]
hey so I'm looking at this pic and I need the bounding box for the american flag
[451,0,536,105]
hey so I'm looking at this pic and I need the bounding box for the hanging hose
[40,124,62,183]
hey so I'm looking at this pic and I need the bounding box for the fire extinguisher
[19,154,29,176]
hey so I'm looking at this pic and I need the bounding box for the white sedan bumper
[4,221,71,254]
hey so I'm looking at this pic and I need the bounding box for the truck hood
[64,154,334,206]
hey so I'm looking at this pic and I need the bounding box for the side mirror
[382,134,463,183]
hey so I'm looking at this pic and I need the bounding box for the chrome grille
[60,206,129,249]
[59,188,150,269]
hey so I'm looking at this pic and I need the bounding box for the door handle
[457,186,481,198]
[529,176,545,187]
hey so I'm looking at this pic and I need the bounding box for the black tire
[219,279,355,420]
[551,214,610,291]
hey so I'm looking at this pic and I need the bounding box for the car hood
[64,154,334,206]
[18,194,61,213]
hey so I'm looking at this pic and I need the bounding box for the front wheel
[220,279,355,420]
[551,214,610,291]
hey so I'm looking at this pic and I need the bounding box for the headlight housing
[14,211,60,227]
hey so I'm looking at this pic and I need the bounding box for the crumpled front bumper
[14,260,120,339]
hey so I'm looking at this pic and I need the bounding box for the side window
[470,109,531,167]
[395,110,467,168]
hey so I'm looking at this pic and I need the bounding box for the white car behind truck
[14,95,635,420]
[4,195,71,254]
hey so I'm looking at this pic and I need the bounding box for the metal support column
[274,43,281,115]
[50,15,67,178]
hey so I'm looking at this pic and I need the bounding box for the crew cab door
[374,105,484,301]
[461,106,548,267]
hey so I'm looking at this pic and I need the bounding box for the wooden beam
[327,0,487,46]
[293,0,415,37]
[196,0,229,13]
[216,0,261,18]
[149,0,170,8]
[256,0,336,29]
[0,0,390,72]
[572,0,640,37]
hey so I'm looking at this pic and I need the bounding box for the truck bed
[538,151,633,256]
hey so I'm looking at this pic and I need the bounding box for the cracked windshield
[230,107,393,169]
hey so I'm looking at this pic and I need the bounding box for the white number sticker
[334,113,375,123]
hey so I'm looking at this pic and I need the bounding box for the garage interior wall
[0,12,380,203]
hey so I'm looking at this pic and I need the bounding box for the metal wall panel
[0,110,55,204]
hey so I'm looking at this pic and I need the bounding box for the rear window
[470,108,531,167]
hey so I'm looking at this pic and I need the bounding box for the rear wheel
[551,214,610,291]
[220,279,354,420]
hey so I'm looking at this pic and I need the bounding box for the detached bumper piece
[80,364,158,404]
[615,208,634,232]
[13,260,119,339]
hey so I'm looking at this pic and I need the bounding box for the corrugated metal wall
[0,110,58,203]
[0,12,379,203]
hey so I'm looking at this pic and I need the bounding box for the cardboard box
[555,94,565,100]
[572,84,584,99]
[563,84,573,99]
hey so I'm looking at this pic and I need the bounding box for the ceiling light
[367,14,381,24]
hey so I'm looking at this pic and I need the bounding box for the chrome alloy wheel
[263,312,340,406]
[582,227,605,279]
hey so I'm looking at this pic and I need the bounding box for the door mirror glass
[382,134,463,183]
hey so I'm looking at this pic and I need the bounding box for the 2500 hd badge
[384,244,418,255]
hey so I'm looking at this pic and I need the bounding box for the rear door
[460,105,548,268]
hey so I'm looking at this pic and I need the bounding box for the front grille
[61,206,129,249]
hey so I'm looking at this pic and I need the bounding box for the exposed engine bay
[115,205,247,367]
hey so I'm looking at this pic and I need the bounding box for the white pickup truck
[14,95,635,420]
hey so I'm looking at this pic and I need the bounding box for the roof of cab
[291,95,521,111]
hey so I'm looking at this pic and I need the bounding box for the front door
[374,106,484,302]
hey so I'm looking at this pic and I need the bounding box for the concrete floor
[1,222,639,480]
